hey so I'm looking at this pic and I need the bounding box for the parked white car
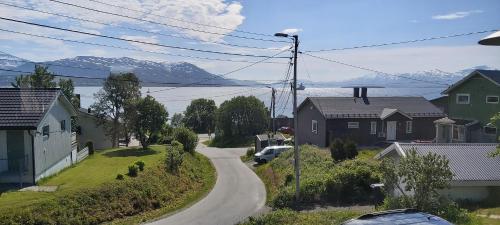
[254,145,293,163]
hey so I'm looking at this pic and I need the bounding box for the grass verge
[240,209,361,225]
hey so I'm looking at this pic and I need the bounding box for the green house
[434,70,499,143]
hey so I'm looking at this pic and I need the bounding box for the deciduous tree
[183,98,217,133]
[215,96,268,138]
[132,95,168,149]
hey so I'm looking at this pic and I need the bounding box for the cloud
[281,28,303,34]
[432,10,483,20]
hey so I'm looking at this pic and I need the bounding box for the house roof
[300,97,444,119]
[0,88,75,129]
[442,69,500,94]
[256,133,286,141]
[376,143,500,182]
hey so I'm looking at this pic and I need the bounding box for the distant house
[77,108,113,150]
[435,70,500,143]
[376,142,500,201]
[297,92,445,147]
[255,133,286,152]
[0,88,77,184]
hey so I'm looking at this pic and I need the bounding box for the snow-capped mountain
[0,52,28,69]
[0,53,245,86]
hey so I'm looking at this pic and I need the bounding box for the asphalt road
[147,136,266,225]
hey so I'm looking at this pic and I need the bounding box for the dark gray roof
[0,88,60,129]
[256,133,285,141]
[379,143,500,182]
[442,69,500,94]
[477,69,500,85]
[303,97,444,119]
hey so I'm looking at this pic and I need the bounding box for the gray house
[297,96,445,147]
[77,108,113,150]
[0,88,77,184]
[376,142,500,201]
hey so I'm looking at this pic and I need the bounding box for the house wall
[77,112,113,150]
[33,98,73,182]
[297,100,327,147]
[440,186,490,202]
[0,130,34,184]
[0,130,6,172]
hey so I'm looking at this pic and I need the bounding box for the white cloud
[281,28,302,34]
[432,10,483,20]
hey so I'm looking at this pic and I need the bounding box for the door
[386,121,397,141]
[7,130,25,171]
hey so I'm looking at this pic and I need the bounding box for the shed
[255,133,286,152]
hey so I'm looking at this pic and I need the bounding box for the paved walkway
[147,136,266,225]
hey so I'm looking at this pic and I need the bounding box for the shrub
[166,141,184,173]
[272,187,295,208]
[135,160,145,171]
[128,164,139,177]
[246,147,255,158]
[86,141,94,155]
[173,127,198,154]
[116,174,124,180]
[329,138,345,161]
[344,140,358,159]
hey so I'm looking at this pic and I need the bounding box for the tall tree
[171,113,184,128]
[215,96,268,138]
[131,95,168,149]
[183,98,217,133]
[11,65,57,88]
[488,112,500,157]
[91,73,141,147]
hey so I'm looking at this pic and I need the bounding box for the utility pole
[291,34,300,201]
[272,87,276,134]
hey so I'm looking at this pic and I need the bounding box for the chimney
[353,87,360,98]
[361,87,368,98]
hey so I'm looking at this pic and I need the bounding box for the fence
[77,147,89,163]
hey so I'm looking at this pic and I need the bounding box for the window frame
[405,121,413,134]
[311,120,318,134]
[484,126,497,135]
[486,95,499,104]
[42,125,50,137]
[370,121,377,135]
[347,122,359,129]
[456,93,470,104]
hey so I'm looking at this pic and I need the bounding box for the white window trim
[405,121,412,134]
[456,93,470,104]
[348,122,359,129]
[486,95,499,104]
[311,120,318,134]
[370,121,377,134]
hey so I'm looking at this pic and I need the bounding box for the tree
[165,141,184,173]
[488,113,500,157]
[171,113,184,128]
[183,98,217,134]
[329,138,345,161]
[132,95,168,149]
[173,127,198,154]
[380,149,453,212]
[91,73,141,147]
[215,96,268,138]
[11,65,56,88]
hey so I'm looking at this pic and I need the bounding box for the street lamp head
[479,31,500,46]
[274,33,289,37]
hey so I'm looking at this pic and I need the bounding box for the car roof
[264,145,293,149]
[343,209,453,225]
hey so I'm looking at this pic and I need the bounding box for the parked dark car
[277,126,294,134]
[342,209,453,225]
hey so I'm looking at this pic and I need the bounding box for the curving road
[147,135,266,225]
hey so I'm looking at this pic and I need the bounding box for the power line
[0,2,282,51]
[47,0,289,43]
[302,53,449,87]
[304,29,498,52]
[83,0,275,38]
[0,17,290,59]
[0,28,287,64]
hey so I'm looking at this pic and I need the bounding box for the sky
[0,0,499,82]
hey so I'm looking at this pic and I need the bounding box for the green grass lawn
[241,209,361,225]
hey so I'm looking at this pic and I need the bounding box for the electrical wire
[0,2,283,51]
[47,0,289,43]
[0,17,290,58]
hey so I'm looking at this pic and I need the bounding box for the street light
[478,31,500,46]
[275,32,300,202]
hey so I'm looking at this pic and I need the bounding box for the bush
[86,141,94,155]
[116,174,124,180]
[329,138,345,161]
[344,140,358,159]
[166,141,184,173]
[173,127,198,154]
[128,164,139,177]
[246,147,255,158]
[135,160,145,171]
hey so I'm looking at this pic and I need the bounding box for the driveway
[147,135,266,225]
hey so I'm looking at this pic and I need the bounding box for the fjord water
[76,87,443,117]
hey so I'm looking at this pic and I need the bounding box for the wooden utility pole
[292,35,300,201]
[272,87,276,134]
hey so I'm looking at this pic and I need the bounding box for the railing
[77,147,89,163]
[71,132,77,144]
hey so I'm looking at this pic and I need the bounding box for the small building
[376,142,500,201]
[0,88,77,184]
[77,108,113,150]
[297,93,445,147]
[255,133,286,152]
[437,70,500,143]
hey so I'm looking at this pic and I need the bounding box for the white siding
[77,112,113,150]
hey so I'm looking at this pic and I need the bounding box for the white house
[376,142,500,201]
[0,88,77,185]
[77,108,113,150]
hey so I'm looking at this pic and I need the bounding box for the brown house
[297,96,445,147]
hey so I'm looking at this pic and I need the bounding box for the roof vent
[361,87,368,98]
[353,87,360,98]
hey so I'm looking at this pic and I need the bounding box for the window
[486,96,499,104]
[42,125,49,137]
[311,120,318,134]
[405,121,412,134]
[456,93,470,104]
[348,122,359,129]
[484,126,497,135]
[453,125,465,141]
[60,120,66,131]
[370,121,377,134]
